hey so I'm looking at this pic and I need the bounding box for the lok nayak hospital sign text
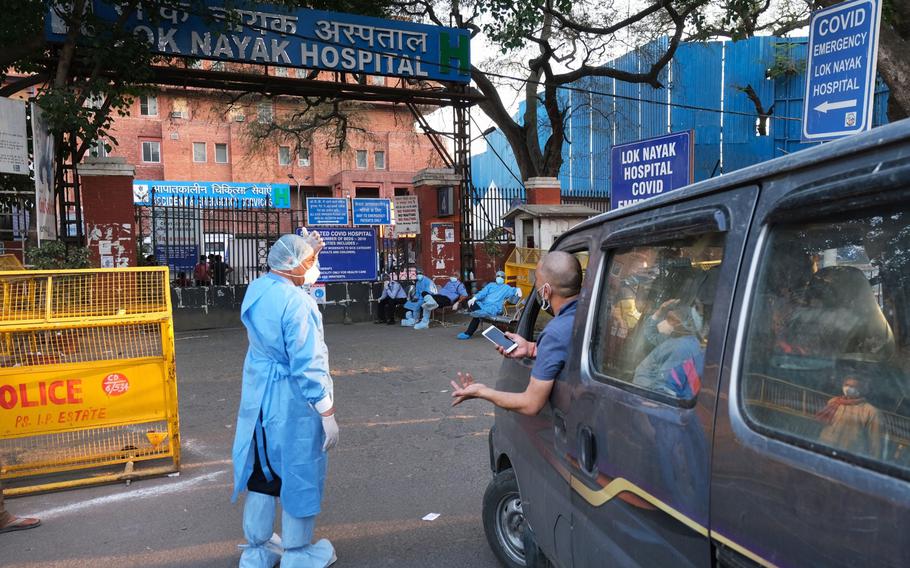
[46,1,471,84]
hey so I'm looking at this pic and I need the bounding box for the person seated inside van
[816,375,883,459]
[633,298,705,398]
[780,265,894,360]
[449,252,581,414]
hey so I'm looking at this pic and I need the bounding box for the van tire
[483,469,551,568]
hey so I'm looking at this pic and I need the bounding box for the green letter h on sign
[439,32,469,76]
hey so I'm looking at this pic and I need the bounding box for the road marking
[175,335,209,341]
[27,470,226,519]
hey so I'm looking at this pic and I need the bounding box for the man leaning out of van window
[451,251,581,415]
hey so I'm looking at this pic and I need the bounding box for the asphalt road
[2,322,504,567]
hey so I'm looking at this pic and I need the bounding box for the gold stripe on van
[569,475,778,567]
[569,475,709,537]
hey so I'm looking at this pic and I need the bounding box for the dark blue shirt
[531,299,578,381]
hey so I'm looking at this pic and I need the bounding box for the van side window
[591,234,724,399]
[741,207,910,474]
[531,250,590,341]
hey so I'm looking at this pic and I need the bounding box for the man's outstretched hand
[451,372,487,407]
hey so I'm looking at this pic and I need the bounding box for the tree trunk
[878,24,910,121]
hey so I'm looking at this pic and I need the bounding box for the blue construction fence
[470,36,890,195]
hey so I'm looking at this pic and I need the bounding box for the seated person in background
[633,298,706,398]
[816,376,882,459]
[781,265,894,359]
[173,271,191,287]
[376,274,406,325]
[402,268,437,327]
[457,270,522,340]
[413,273,469,330]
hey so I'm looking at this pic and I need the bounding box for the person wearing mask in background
[450,252,581,413]
[817,376,882,459]
[401,268,437,327]
[375,274,407,325]
[232,233,338,568]
[632,298,705,398]
[457,270,522,340]
[194,255,211,287]
[413,273,469,330]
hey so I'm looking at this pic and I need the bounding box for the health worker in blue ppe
[232,232,338,568]
[413,273,469,330]
[401,268,438,327]
[457,270,522,339]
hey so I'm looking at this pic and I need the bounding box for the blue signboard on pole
[610,131,693,210]
[352,198,392,225]
[307,197,350,226]
[134,180,290,208]
[803,0,882,141]
[46,1,471,84]
[312,228,378,282]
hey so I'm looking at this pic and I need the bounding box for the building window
[215,143,229,164]
[297,146,311,167]
[278,146,291,166]
[211,60,226,71]
[356,187,380,198]
[394,187,410,196]
[258,100,273,123]
[355,149,367,169]
[590,233,724,400]
[141,141,161,163]
[139,95,158,116]
[740,207,908,473]
[274,67,288,77]
[368,75,385,86]
[171,97,189,119]
[192,142,206,162]
[374,150,386,170]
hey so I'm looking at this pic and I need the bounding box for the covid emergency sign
[803,0,882,140]
[610,131,693,210]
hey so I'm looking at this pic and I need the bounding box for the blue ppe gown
[403,276,438,313]
[471,282,520,318]
[232,273,335,567]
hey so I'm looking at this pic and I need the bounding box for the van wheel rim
[495,493,526,565]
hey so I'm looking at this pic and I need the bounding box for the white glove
[321,414,338,452]
[514,287,523,298]
[452,302,460,311]
[467,297,476,307]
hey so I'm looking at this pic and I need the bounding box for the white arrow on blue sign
[803,0,882,141]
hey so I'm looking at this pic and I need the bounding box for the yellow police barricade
[504,247,543,299]
[0,267,180,495]
[505,247,590,299]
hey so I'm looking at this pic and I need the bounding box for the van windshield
[742,206,910,474]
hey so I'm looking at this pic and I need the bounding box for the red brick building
[99,73,444,207]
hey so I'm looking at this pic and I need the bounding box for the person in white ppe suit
[232,233,338,568]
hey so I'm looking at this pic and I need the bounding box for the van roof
[565,118,910,238]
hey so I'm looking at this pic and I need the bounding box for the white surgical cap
[268,234,313,271]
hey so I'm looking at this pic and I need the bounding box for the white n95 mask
[304,263,321,285]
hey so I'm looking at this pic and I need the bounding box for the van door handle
[553,410,566,442]
[578,425,597,475]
